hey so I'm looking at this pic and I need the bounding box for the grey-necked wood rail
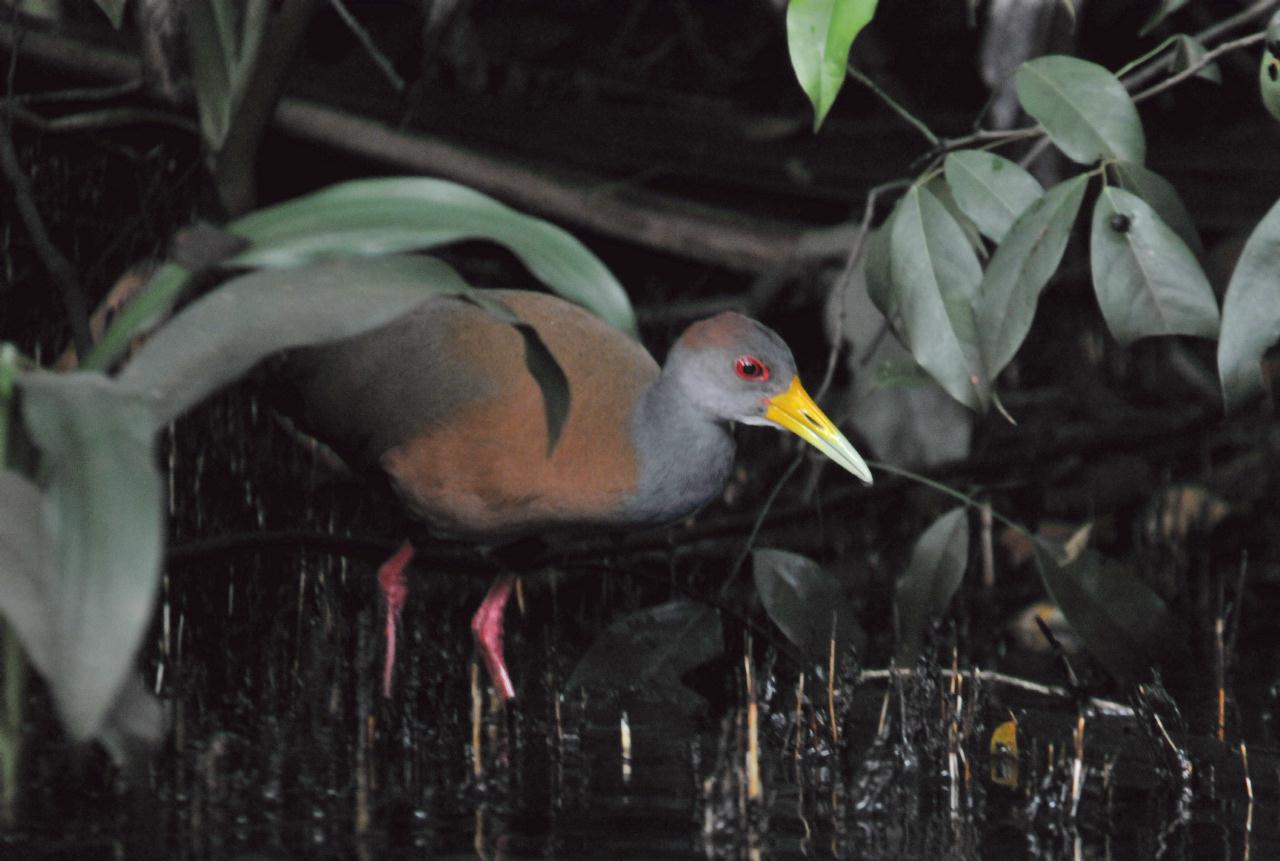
[277,289,872,699]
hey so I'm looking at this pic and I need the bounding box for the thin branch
[1133,30,1266,104]
[846,66,939,146]
[327,0,405,93]
[0,22,92,359]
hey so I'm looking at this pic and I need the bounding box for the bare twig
[0,22,92,359]
[1133,30,1267,104]
[327,0,405,93]
[846,65,939,146]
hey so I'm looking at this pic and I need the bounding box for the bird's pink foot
[471,574,516,700]
[377,541,415,697]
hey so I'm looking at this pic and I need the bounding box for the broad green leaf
[0,471,53,677]
[187,0,236,148]
[117,256,471,428]
[894,507,968,662]
[18,374,162,741]
[91,0,127,28]
[1218,197,1280,410]
[1016,56,1146,165]
[786,0,879,131]
[977,174,1088,379]
[1035,547,1184,682]
[229,177,636,335]
[1139,0,1190,36]
[1171,34,1220,85]
[924,175,985,254]
[1089,186,1219,345]
[888,186,988,411]
[944,150,1044,243]
[752,548,863,663]
[1111,161,1203,255]
[566,599,723,712]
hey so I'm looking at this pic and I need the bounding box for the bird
[272,289,872,700]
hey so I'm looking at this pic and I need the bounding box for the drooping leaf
[1218,197,1280,410]
[944,150,1044,243]
[117,256,472,428]
[888,186,988,411]
[864,215,897,323]
[83,263,193,372]
[228,177,637,335]
[1016,55,1146,165]
[894,507,968,662]
[566,599,723,712]
[462,294,570,454]
[923,175,985,254]
[977,174,1088,379]
[786,0,879,131]
[17,374,163,741]
[1139,0,1190,36]
[1111,161,1203,255]
[1089,186,1219,345]
[1034,547,1184,682]
[0,471,53,677]
[752,548,863,663]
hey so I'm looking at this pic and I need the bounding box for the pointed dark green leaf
[1219,197,1280,410]
[944,150,1044,243]
[18,374,162,741]
[1111,161,1203,255]
[752,548,863,663]
[1035,547,1184,682]
[786,0,879,131]
[1089,186,1219,344]
[924,175,985,254]
[566,599,723,711]
[888,186,988,410]
[1016,56,1146,165]
[1139,0,1190,36]
[117,256,472,428]
[864,216,897,323]
[977,174,1088,379]
[228,177,636,335]
[894,507,968,662]
[1171,34,1220,85]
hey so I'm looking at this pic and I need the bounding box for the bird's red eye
[734,355,770,381]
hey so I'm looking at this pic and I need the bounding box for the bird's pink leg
[377,541,415,697]
[471,574,517,700]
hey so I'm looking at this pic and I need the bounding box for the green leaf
[0,471,53,677]
[786,0,879,131]
[977,174,1088,379]
[1171,34,1220,85]
[1015,55,1146,165]
[228,177,637,335]
[944,150,1044,243]
[864,215,897,323]
[888,186,988,411]
[83,263,192,372]
[752,548,863,663]
[17,374,163,741]
[1111,161,1203,255]
[1089,186,1219,345]
[1139,0,1190,36]
[186,0,236,148]
[566,599,723,712]
[894,507,968,662]
[91,0,127,28]
[116,256,471,429]
[924,175,985,254]
[1035,547,1184,682]
[1218,197,1280,410]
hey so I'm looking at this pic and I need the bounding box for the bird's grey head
[664,312,798,426]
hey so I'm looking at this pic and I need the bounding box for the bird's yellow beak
[764,377,873,484]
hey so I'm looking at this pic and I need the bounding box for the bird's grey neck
[621,369,735,524]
